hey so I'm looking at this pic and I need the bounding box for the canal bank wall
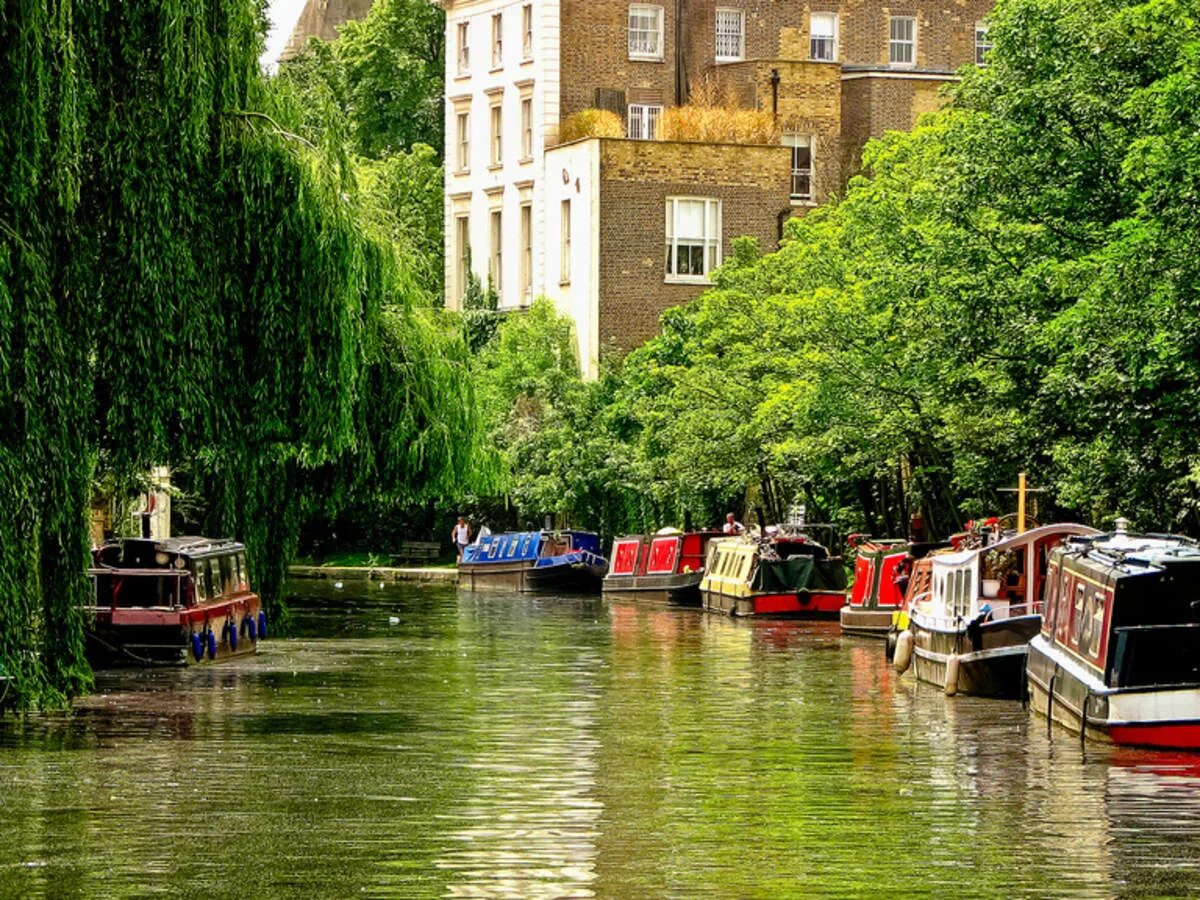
[288,565,457,583]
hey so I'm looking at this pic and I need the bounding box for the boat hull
[85,596,261,667]
[702,590,844,618]
[1027,637,1200,749]
[839,605,896,637]
[457,560,534,592]
[602,572,702,606]
[908,613,1041,698]
[525,561,605,593]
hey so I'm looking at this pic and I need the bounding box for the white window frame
[490,100,503,165]
[489,208,503,301]
[628,4,664,61]
[522,4,534,60]
[455,214,470,303]
[809,12,838,62]
[974,22,992,66]
[520,202,533,303]
[520,96,534,159]
[455,110,470,172]
[715,8,745,62]
[456,21,470,75]
[783,133,813,202]
[627,103,662,140]
[665,197,722,283]
[491,12,503,68]
[889,16,916,67]
[560,199,571,284]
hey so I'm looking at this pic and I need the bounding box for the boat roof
[109,536,245,558]
[1063,531,1200,574]
[931,522,1097,569]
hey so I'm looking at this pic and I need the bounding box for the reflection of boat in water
[1028,524,1200,749]
[459,530,607,592]
[840,539,947,638]
[602,530,720,605]
[895,522,1096,697]
[86,536,265,666]
[700,526,847,618]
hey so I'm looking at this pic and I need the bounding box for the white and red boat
[86,536,265,666]
[602,530,720,605]
[1028,523,1200,749]
[700,526,847,618]
[840,538,949,637]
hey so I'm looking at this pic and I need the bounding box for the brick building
[440,0,993,376]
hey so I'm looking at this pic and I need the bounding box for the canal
[4,580,1200,897]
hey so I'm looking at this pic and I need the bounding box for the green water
[3,580,1200,897]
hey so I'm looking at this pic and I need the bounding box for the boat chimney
[1114,516,1130,535]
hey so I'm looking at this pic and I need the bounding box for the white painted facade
[442,0,561,316]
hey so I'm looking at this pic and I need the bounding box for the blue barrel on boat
[229,619,238,652]
[207,629,217,659]
[247,615,257,641]
[192,632,204,661]
[258,611,267,640]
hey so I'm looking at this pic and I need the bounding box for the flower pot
[982,578,1001,599]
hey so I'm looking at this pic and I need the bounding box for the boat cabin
[461,530,601,566]
[608,531,715,579]
[1044,531,1200,688]
[91,536,251,610]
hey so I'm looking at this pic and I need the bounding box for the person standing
[722,513,746,535]
[451,517,472,562]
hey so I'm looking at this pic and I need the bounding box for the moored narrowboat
[840,538,947,637]
[459,530,607,592]
[895,522,1097,697]
[602,530,719,605]
[1028,524,1200,749]
[86,536,265,666]
[700,526,848,618]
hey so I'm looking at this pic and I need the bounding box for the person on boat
[723,513,746,535]
[893,555,912,599]
[451,517,472,562]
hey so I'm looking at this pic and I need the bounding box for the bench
[389,540,441,566]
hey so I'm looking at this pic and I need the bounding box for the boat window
[193,563,208,603]
[208,559,222,599]
[1071,584,1086,646]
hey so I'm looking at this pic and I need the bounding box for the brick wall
[559,0,681,122]
[838,74,948,173]
[596,139,791,352]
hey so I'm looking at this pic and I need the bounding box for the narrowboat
[1027,524,1200,749]
[893,522,1097,697]
[700,526,848,618]
[602,530,720,605]
[840,538,948,637]
[458,530,607,592]
[86,536,265,666]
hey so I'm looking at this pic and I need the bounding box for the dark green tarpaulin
[751,556,847,593]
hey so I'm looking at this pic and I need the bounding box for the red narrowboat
[86,536,265,666]
[1028,523,1200,749]
[699,526,848,618]
[840,538,909,637]
[602,530,720,605]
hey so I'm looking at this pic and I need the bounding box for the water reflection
[1,582,1200,896]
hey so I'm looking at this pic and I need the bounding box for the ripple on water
[1,582,1200,896]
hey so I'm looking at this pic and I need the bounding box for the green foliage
[474,0,1200,541]
[0,1,480,708]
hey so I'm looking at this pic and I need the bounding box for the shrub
[558,108,624,142]
[659,79,779,144]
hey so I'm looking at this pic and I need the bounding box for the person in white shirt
[451,517,472,562]
[722,513,746,534]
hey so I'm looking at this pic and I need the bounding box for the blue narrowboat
[459,530,607,592]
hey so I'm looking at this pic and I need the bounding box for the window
[975,22,992,65]
[455,111,470,171]
[810,12,838,61]
[715,8,744,61]
[628,5,664,60]
[560,200,571,283]
[520,203,533,303]
[489,209,503,300]
[521,96,533,159]
[627,103,661,140]
[490,101,503,165]
[889,16,915,66]
[455,215,471,302]
[457,21,469,74]
[665,197,721,281]
[491,13,503,67]
[522,4,534,60]
[783,134,812,201]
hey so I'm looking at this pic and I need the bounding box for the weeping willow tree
[0,1,482,708]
